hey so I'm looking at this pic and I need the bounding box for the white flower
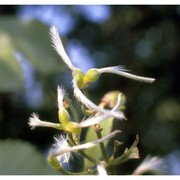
[97,66,155,83]
[97,164,107,175]
[50,25,75,71]
[28,113,61,130]
[72,79,125,120]
[57,85,66,110]
[132,155,167,175]
[50,26,155,84]
[49,135,71,163]
[50,130,120,158]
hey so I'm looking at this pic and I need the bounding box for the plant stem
[95,126,117,174]
[64,96,79,122]
[95,128,109,163]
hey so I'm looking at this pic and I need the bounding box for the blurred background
[0,5,180,174]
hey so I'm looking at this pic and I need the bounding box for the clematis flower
[28,87,123,134]
[50,25,155,84]
[50,25,155,119]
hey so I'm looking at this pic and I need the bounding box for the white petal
[98,66,155,83]
[50,26,75,70]
[57,85,66,110]
[28,113,59,129]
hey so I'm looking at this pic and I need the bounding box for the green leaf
[0,29,23,91]
[0,139,58,174]
[111,135,140,166]
[83,117,114,169]
[0,17,66,92]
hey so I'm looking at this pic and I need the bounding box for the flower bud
[84,68,100,83]
[58,108,70,126]
[101,91,126,109]
[72,68,84,89]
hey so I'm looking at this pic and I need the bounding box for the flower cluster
[28,25,155,175]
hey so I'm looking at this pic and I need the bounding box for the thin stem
[95,126,117,174]
[95,127,109,163]
[64,96,79,122]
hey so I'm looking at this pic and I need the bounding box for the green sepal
[58,109,70,126]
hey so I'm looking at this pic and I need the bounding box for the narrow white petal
[72,79,125,120]
[52,130,120,157]
[78,113,112,128]
[28,113,59,129]
[50,26,75,70]
[98,66,155,83]
[57,85,66,110]
[97,164,107,175]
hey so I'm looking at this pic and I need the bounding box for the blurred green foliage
[0,139,58,174]
[0,5,180,174]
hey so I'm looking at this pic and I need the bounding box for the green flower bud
[58,108,70,126]
[84,68,100,83]
[47,155,61,171]
[72,68,84,89]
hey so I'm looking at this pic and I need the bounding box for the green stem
[95,127,117,174]
[95,129,109,163]
[64,96,79,122]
